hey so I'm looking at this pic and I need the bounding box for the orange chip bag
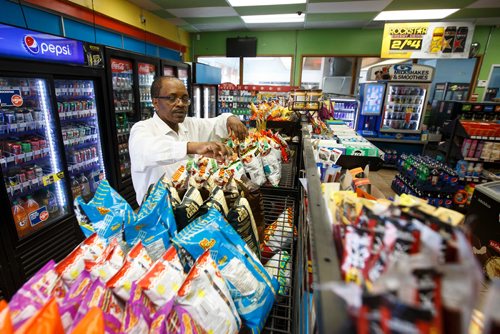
[0,300,13,334]
[70,307,104,334]
[16,298,64,334]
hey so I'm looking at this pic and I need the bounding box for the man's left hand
[227,116,248,140]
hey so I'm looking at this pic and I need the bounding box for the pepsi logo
[40,210,49,221]
[24,35,39,54]
[11,94,23,107]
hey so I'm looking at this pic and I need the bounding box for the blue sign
[29,206,49,226]
[0,89,22,107]
[0,24,85,65]
[362,83,385,115]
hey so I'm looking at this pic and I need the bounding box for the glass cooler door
[138,62,156,120]
[110,58,134,182]
[53,79,106,201]
[0,77,71,240]
[381,83,427,132]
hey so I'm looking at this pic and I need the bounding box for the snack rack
[262,193,297,333]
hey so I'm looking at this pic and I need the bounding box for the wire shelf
[262,143,298,191]
[261,193,296,334]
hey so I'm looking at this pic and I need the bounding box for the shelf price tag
[42,171,65,186]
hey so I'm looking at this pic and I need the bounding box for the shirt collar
[153,112,188,135]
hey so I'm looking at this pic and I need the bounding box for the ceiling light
[228,0,306,6]
[242,14,305,24]
[374,9,459,21]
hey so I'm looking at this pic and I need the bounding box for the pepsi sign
[0,24,85,65]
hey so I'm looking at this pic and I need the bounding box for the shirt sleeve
[129,122,188,173]
[190,113,233,142]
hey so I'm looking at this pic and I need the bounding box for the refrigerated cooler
[161,58,190,90]
[431,82,469,106]
[357,64,434,139]
[0,24,113,297]
[330,97,359,129]
[53,79,106,202]
[189,62,221,118]
[104,48,160,206]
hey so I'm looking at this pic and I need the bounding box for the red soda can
[73,151,80,164]
[30,139,40,158]
[26,168,35,180]
[39,139,47,148]
[18,170,26,183]
[91,147,97,158]
[12,143,21,155]
[79,150,85,162]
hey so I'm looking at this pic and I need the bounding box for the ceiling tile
[192,23,247,32]
[385,0,476,10]
[305,20,368,28]
[467,0,500,8]
[151,9,175,19]
[308,1,392,13]
[184,17,244,25]
[448,8,500,18]
[151,0,229,9]
[307,12,377,21]
[128,0,163,11]
[234,4,307,16]
[167,7,238,18]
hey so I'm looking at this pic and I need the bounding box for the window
[197,57,240,84]
[243,57,292,86]
[301,56,355,94]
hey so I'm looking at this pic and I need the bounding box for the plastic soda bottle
[71,176,82,199]
[46,190,58,215]
[12,200,29,236]
[23,195,40,215]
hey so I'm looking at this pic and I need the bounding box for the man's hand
[187,142,231,163]
[227,116,248,140]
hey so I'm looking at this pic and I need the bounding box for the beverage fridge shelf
[262,193,296,334]
[63,134,99,147]
[6,176,51,199]
[60,115,97,124]
[68,157,99,173]
[0,148,50,166]
[0,123,45,137]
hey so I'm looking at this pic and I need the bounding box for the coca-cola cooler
[0,24,112,298]
[161,58,190,92]
[104,48,160,207]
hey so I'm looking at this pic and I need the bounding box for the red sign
[111,58,132,73]
[40,211,49,221]
[139,62,155,75]
[11,94,23,107]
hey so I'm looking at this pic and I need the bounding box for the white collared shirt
[129,112,233,204]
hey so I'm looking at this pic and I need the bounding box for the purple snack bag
[149,301,204,334]
[121,300,151,333]
[10,260,62,329]
[60,270,93,332]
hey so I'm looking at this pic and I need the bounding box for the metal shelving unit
[262,193,296,334]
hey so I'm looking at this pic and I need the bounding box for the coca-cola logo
[112,62,126,71]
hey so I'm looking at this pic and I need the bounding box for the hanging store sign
[367,63,434,82]
[381,22,475,59]
[0,24,85,65]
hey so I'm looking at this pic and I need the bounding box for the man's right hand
[187,142,231,163]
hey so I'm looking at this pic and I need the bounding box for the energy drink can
[442,26,456,53]
[453,26,468,53]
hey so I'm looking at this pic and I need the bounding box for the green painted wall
[192,26,500,100]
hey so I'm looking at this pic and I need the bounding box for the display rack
[294,132,350,333]
[262,192,296,334]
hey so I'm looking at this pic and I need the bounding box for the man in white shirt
[129,76,247,204]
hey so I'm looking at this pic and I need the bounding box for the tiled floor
[369,168,398,199]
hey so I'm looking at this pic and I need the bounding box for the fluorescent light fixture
[374,9,459,21]
[242,14,305,24]
[228,0,305,6]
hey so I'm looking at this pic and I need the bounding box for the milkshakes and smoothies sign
[0,24,85,64]
[367,64,435,82]
[381,22,475,59]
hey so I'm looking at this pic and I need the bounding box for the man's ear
[152,98,158,112]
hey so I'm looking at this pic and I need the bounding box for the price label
[42,171,64,186]
[389,38,422,50]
